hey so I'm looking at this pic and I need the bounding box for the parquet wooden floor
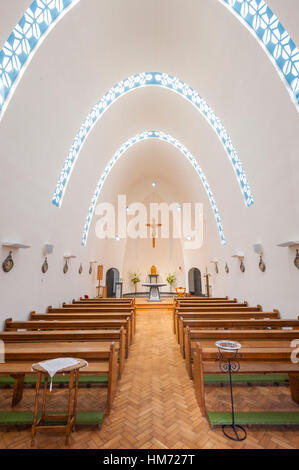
[0,309,299,449]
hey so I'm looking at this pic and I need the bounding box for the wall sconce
[89,261,98,275]
[41,244,54,274]
[253,243,266,272]
[1,243,30,273]
[210,259,219,274]
[277,241,299,270]
[225,263,229,274]
[79,263,83,275]
[63,255,76,274]
[231,254,245,273]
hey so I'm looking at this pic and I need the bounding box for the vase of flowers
[130,272,141,293]
[166,272,176,292]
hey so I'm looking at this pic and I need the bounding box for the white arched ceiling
[52,72,253,209]
[219,0,299,110]
[0,0,80,120]
[81,131,226,247]
[0,0,298,122]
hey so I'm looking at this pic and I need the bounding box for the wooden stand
[31,359,87,446]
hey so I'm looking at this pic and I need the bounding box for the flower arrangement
[166,272,176,291]
[129,272,141,293]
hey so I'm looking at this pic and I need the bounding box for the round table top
[142,283,167,288]
[32,358,87,374]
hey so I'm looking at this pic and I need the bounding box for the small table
[31,359,87,446]
[142,283,167,302]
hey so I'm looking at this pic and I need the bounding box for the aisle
[98,310,207,449]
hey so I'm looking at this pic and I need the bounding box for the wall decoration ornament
[211,260,219,274]
[79,263,83,274]
[52,73,253,209]
[63,260,68,274]
[240,259,245,273]
[294,250,299,270]
[81,131,226,247]
[41,257,48,273]
[0,0,80,121]
[225,263,229,274]
[259,255,266,272]
[2,251,14,273]
[89,265,92,275]
[219,0,299,111]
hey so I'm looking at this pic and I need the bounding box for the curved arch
[52,72,253,208]
[219,1,299,110]
[0,0,80,120]
[81,130,226,247]
[1,2,298,121]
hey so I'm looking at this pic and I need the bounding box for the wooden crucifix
[146,218,162,248]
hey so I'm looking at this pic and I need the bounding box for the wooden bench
[184,327,299,379]
[0,341,118,414]
[4,318,131,355]
[53,305,136,335]
[178,315,295,353]
[0,328,126,378]
[173,307,277,337]
[77,298,134,306]
[193,344,299,427]
[175,298,238,306]
[31,311,135,343]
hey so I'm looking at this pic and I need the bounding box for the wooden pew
[176,298,238,305]
[177,313,286,349]
[53,305,136,335]
[173,305,272,336]
[184,327,299,379]
[176,297,229,301]
[32,311,135,343]
[193,344,299,427]
[173,304,262,333]
[77,298,134,306]
[7,317,132,354]
[0,328,126,378]
[0,341,118,414]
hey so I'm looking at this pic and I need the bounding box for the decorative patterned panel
[52,72,253,209]
[0,0,79,119]
[81,131,226,247]
[219,0,299,110]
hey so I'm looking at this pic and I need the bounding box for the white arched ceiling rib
[219,0,299,110]
[81,130,226,247]
[52,72,254,208]
[0,1,298,122]
[0,0,80,120]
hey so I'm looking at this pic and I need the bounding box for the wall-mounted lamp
[63,255,76,274]
[210,259,219,274]
[231,254,245,273]
[41,244,54,273]
[89,261,98,275]
[253,243,266,272]
[277,241,299,270]
[1,242,30,273]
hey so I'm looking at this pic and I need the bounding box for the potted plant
[166,272,176,292]
[130,272,141,294]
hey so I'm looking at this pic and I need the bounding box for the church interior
[0,0,299,451]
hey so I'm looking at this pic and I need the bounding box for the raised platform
[134,297,174,312]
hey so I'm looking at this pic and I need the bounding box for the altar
[142,266,166,302]
[142,282,167,302]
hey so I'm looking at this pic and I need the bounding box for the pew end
[4,318,13,331]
